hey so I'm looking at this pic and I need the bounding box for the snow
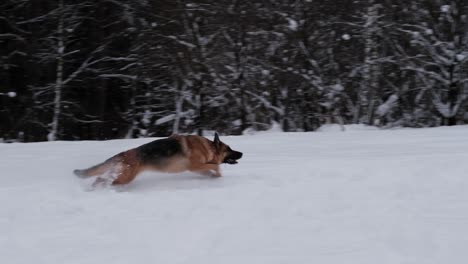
[440,5,450,13]
[433,98,455,118]
[317,124,378,133]
[286,18,298,31]
[456,54,466,62]
[2,126,468,263]
[6,91,16,97]
[332,83,344,91]
[155,114,176,125]
[376,94,399,117]
[261,69,270,76]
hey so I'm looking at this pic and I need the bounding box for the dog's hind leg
[88,162,120,187]
[74,151,129,178]
[111,165,140,185]
[110,150,142,185]
[74,159,115,178]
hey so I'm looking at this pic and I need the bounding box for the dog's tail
[73,153,123,178]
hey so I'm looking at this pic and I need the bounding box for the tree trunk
[48,0,64,141]
[125,80,137,139]
[361,0,380,125]
[173,92,183,134]
[197,91,204,136]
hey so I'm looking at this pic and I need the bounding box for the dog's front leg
[190,163,222,177]
[207,167,222,177]
[198,170,220,177]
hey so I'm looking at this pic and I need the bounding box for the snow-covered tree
[1,0,467,141]
[401,0,468,125]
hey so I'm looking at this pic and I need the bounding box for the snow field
[1,125,468,264]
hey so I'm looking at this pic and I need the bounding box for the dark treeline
[1,0,467,142]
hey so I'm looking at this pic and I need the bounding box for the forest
[1,0,467,142]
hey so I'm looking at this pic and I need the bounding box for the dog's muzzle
[223,151,243,164]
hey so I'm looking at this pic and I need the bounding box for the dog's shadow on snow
[121,172,228,192]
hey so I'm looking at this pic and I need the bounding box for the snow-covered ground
[1,125,468,264]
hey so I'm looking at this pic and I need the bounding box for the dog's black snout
[234,151,243,159]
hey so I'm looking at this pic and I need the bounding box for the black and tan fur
[73,133,242,186]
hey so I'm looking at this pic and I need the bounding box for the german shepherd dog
[73,133,242,187]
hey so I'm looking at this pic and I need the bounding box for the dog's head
[213,133,243,164]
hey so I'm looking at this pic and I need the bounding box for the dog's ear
[214,132,220,147]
